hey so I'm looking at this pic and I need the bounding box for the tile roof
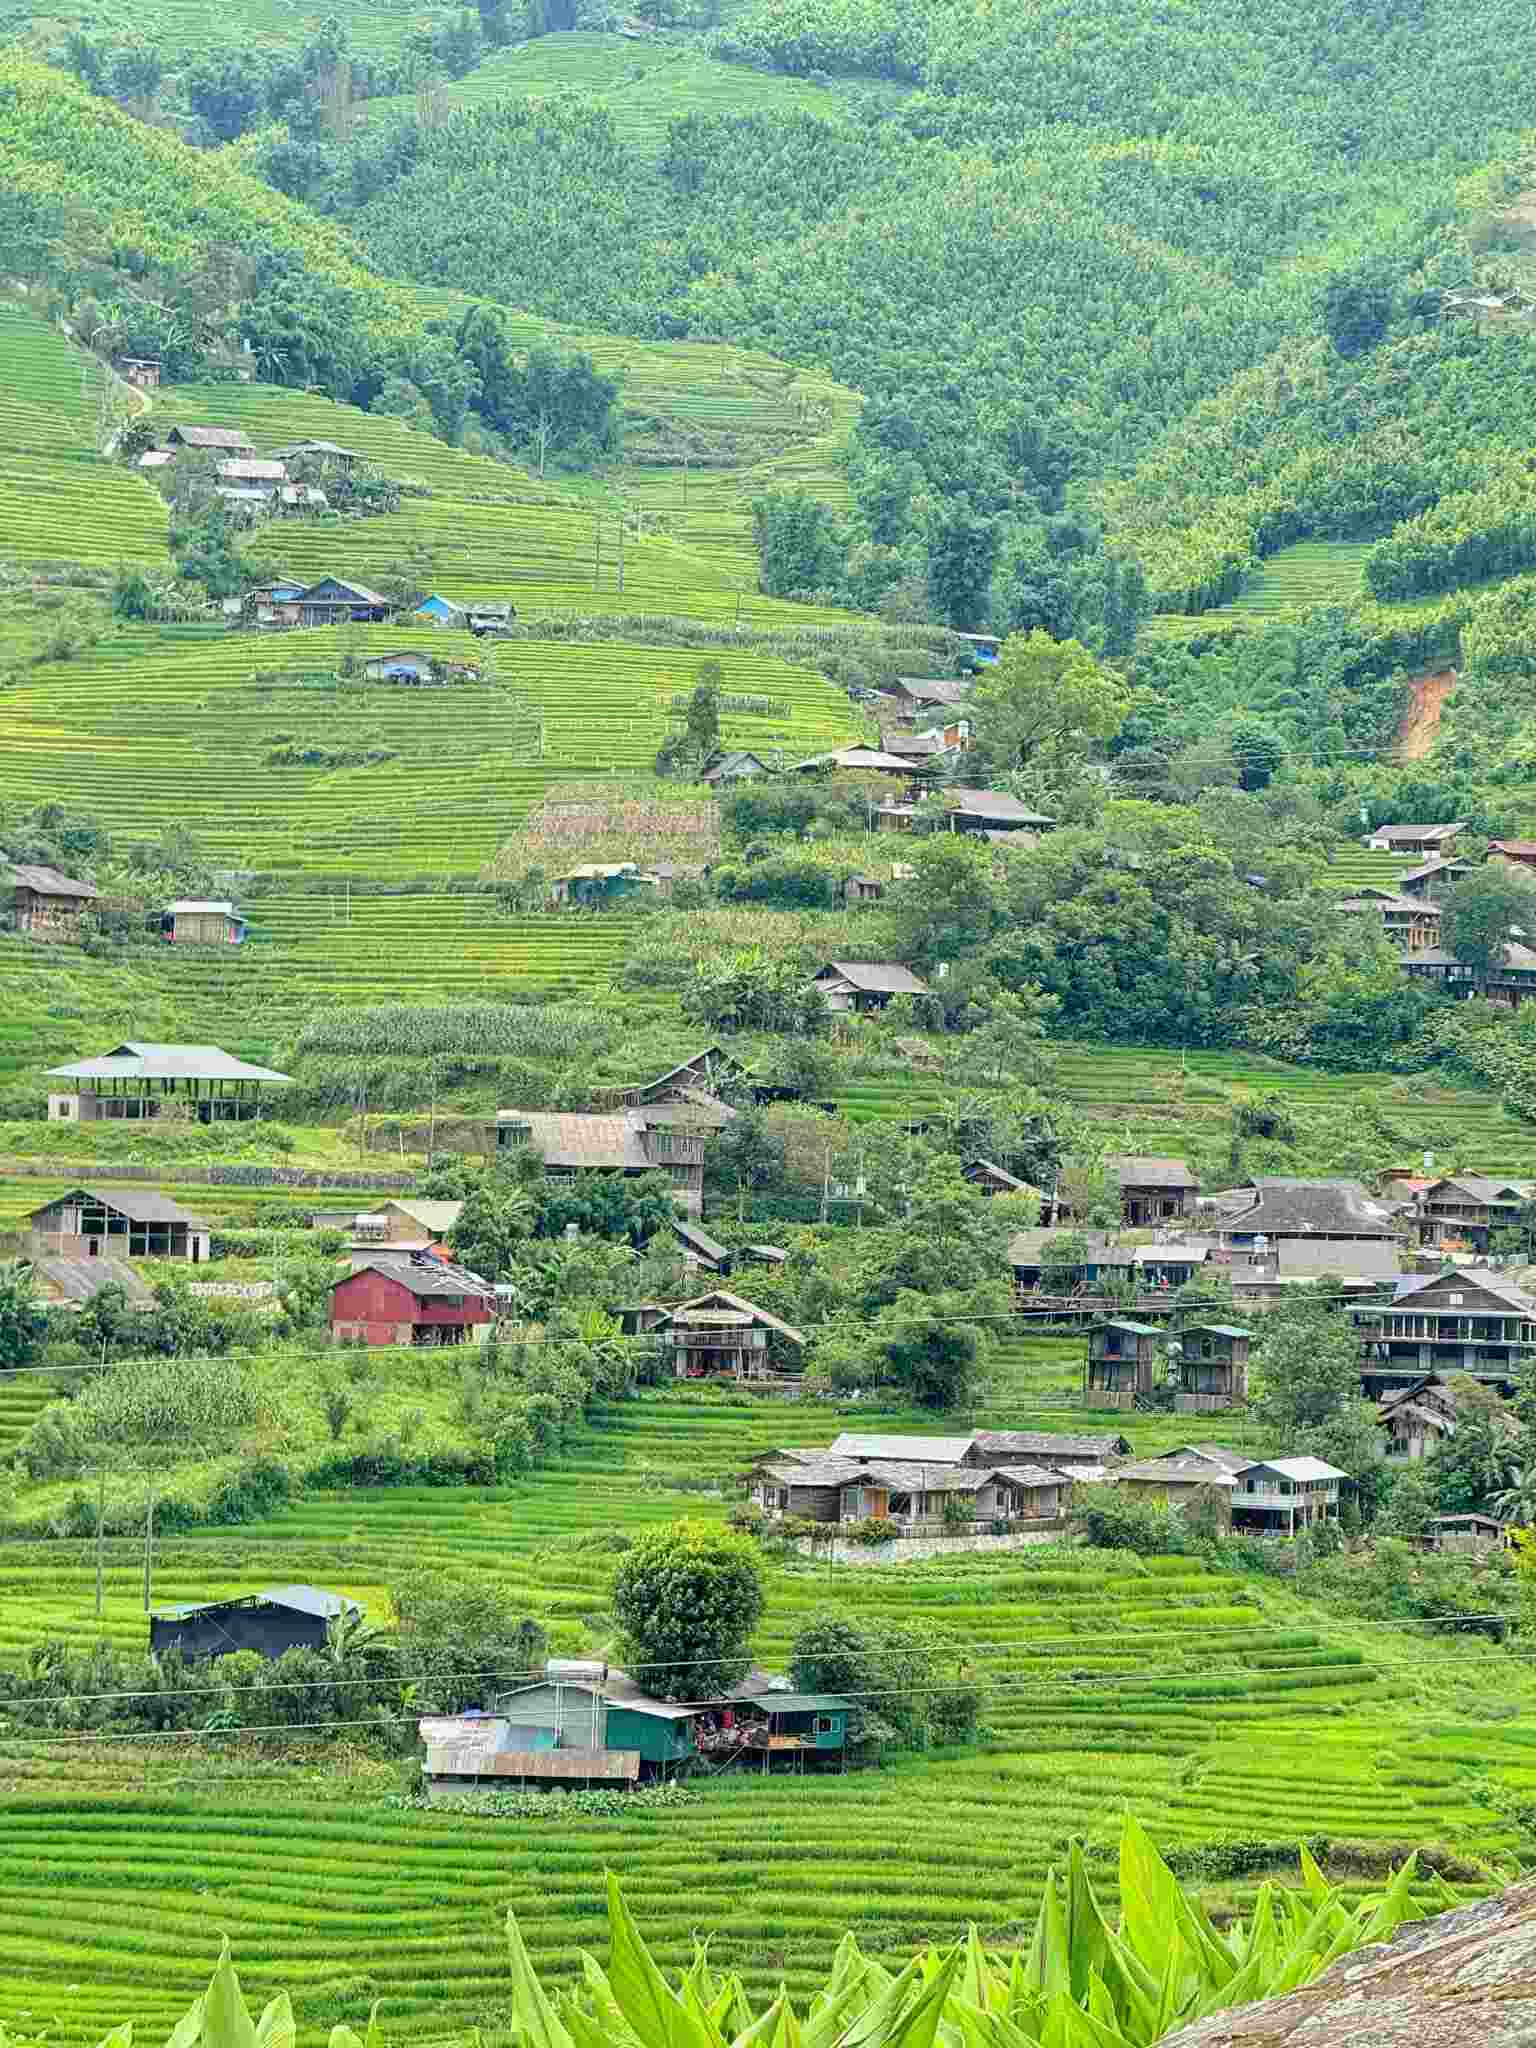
[991,1463,1071,1487]
[794,746,917,771]
[1208,1178,1398,1237]
[9,863,98,898]
[1391,1267,1536,1314]
[1369,822,1466,842]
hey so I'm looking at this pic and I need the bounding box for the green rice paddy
[0,1378,1530,2044]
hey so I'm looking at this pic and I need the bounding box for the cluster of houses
[9,866,251,948]
[138,425,347,516]
[1343,820,1536,1003]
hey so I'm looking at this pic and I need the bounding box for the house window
[816,1715,836,1735]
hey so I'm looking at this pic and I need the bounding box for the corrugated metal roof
[170,424,254,449]
[496,1108,651,1169]
[384,1199,464,1232]
[989,1464,1068,1487]
[27,1253,153,1304]
[1118,1459,1238,1486]
[944,788,1056,824]
[1107,1155,1198,1188]
[338,1253,494,1302]
[47,1042,290,1084]
[970,1430,1130,1461]
[745,1693,852,1714]
[1241,1457,1347,1483]
[827,1431,973,1463]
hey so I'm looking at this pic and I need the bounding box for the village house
[1405,942,1536,1007]
[961,1428,1130,1476]
[294,577,392,627]
[878,723,971,762]
[465,601,515,636]
[940,788,1057,840]
[656,1289,804,1380]
[1084,1318,1162,1406]
[151,1586,360,1662]
[329,1250,495,1346]
[1398,856,1476,901]
[165,424,255,454]
[1172,1323,1253,1411]
[363,650,436,682]
[278,483,329,512]
[1115,1455,1238,1523]
[25,1186,211,1262]
[749,1451,1068,1529]
[1488,840,1536,874]
[1378,1377,1461,1461]
[46,1041,291,1124]
[1228,1236,1404,1309]
[1364,821,1467,856]
[433,1664,703,1787]
[1104,1155,1199,1226]
[1354,1267,1536,1393]
[888,677,970,715]
[492,1106,709,1215]
[217,458,287,498]
[1336,886,1442,951]
[1424,1512,1509,1554]
[268,440,361,469]
[411,593,463,625]
[1202,1177,1401,1248]
[963,1158,1033,1197]
[1008,1228,1212,1293]
[701,749,772,785]
[1414,1173,1533,1253]
[8,863,99,939]
[1230,1456,1347,1534]
[348,1198,463,1255]
[610,1045,746,1107]
[164,899,247,945]
[113,355,161,389]
[238,575,307,627]
[794,745,918,775]
[810,960,932,1015]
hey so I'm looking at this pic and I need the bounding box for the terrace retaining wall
[794,1524,1067,1566]
[0,1157,417,1191]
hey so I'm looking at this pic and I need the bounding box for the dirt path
[1398,665,1456,760]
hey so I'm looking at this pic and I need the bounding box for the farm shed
[810,960,932,1014]
[657,1289,804,1380]
[423,1664,701,1789]
[150,1585,359,1661]
[268,440,360,467]
[330,1251,495,1347]
[8,862,98,938]
[1425,1512,1509,1553]
[46,1041,290,1125]
[350,1199,463,1252]
[412,593,464,625]
[166,424,255,453]
[26,1185,210,1262]
[363,650,436,682]
[731,1693,852,1764]
[962,1158,1032,1196]
[114,355,160,388]
[549,863,657,907]
[465,601,515,635]
[1084,1319,1162,1406]
[672,1217,731,1272]
[165,899,246,945]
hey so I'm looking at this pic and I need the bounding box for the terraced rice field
[836,1040,1536,1171]
[361,33,846,152]
[0,1381,1530,2043]
[0,622,854,876]
[0,301,169,567]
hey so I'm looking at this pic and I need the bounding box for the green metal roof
[745,1693,853,1714]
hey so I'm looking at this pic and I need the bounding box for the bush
[1068,1489,1178,1554]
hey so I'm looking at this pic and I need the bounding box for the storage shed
[150,1585,359,1661]
[165,899,247,945]
[26,1185,210,1262]
[8,863,98,939]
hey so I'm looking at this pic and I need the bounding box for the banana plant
[57,1824,1456,2048]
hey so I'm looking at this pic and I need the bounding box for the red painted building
[331,1252,495,1347]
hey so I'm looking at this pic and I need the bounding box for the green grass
[0,1377,1529,2042]
[0,621,853,877]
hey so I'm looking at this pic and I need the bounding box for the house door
[865,1488,889,1519]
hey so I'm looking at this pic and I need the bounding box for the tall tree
[967,629,1127,777]
[612,1519,765,1698]
[1441,867,1536,979]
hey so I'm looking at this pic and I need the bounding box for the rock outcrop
[1158,1882,1536,2047]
